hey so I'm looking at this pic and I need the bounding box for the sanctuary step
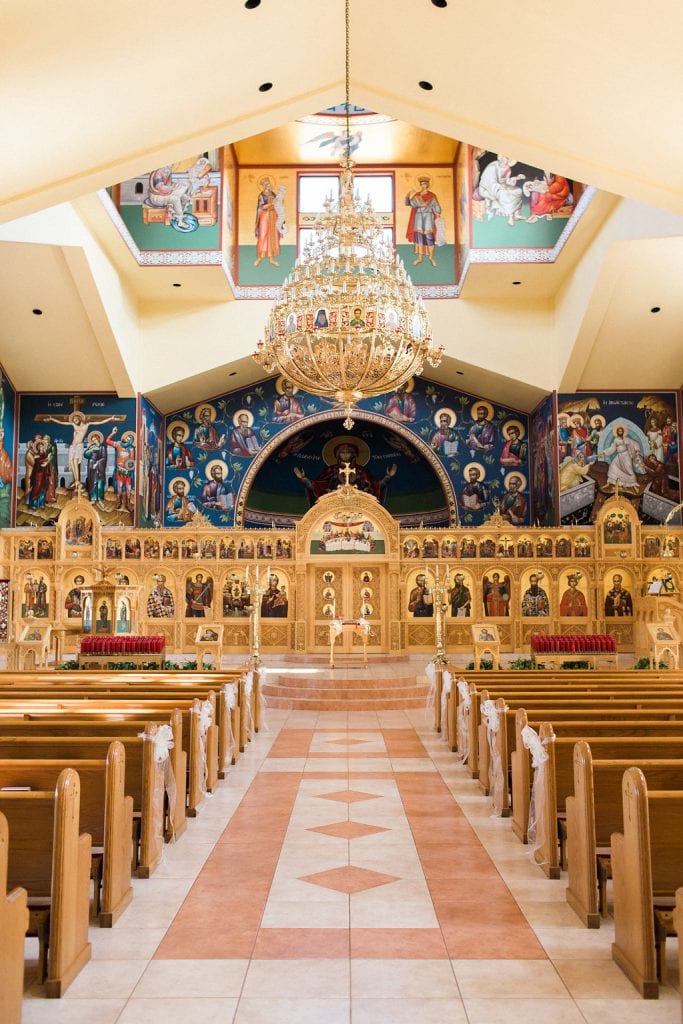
[261,665,430,710]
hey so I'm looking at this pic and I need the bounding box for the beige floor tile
[535,924,615,959]
[117,998,239,1023]
[451,959,569,999]
[90,926,166,960]
[63,960,148,1000]
[576,998,682,1023]
[242,958,350,998]
[20,999,126,1023]
[351,959,459,998]
[350,897,439,928]
[133,959,249,998]
[352,997,467,1024]
[553,959,642,999]
[261,898,350,928]
[464,998,587,1023]
[234,997,350,1023]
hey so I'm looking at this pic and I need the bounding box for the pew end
[0,811,28,1024]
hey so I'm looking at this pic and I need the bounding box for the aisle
[22,709,681,1023]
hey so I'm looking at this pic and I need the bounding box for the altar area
[1,482,683,669]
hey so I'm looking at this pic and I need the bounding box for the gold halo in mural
[194,403,217,423]
[275,376,300,396]
[87,430,103,447]
[503,419,525,440]
[121,431,136,446]
[361,603,373,616]
[590,414,606,429]
[463,461,486,482]
[504,471,527,491]
[167,419,191,442]
[167,475,189,495]
[470,400,494,422]
[232,408,254,429]
[322,571,335,584]
[205,459,229,481]
[433,407,457,429]
[360,570,373,583]
[322,435,371,467]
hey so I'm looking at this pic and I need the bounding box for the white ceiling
[1,0,683,411]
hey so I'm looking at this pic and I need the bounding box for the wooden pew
[611,767,683,998]
[516,720,683,880]
[0,709,187,841]
[510,710,683,846]
[0,731,165,878]
[0,812,28,1024]
[565,741,683,927]
[0,693,222,816]
[674,888,683,1022]
[0,742,133,926]
[0,669,246,769]
[0,768,91,997]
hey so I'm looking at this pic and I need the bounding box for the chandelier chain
[252,0,443,430]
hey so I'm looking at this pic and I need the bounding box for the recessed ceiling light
[431,0,448,7]
[259,82,273,92]
[418,81,433,91]
[228,372,238,377]
[245,0,261,7]
[512,280,521,286]
[32,308,43,315]
[172,282,182,288]
[650,306,661,313]
[456,370,464,376]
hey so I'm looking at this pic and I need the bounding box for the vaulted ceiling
[1,0,683,413]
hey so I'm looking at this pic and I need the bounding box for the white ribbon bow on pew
[257,666,270,733]
[193,700,214,795]
[481,698,508,815]
[440,670,453,740]
[456,678,471,763]
[139,723,177,841]
[222,683,238,763]
[244,671,255,734]
[424,661,437,721]
[521,723,554,862]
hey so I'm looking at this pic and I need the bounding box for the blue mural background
[531,393,557,526]
[162,377,532,529]
[557,391,680,526]
[0,365,16,529]
[139,395,163,528]
[16,393,137,528]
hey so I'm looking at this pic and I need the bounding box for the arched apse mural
[240,413,454,529]
[161,375,531,529]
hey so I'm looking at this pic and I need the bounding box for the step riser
[264,696,429,710]
[263,686,429,700]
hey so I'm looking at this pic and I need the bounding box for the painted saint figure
[449,573,471,617]
[106,428,135,513]
[273,380,304,423]
[483,573,510,616]
[560,575,588,616]
[147,575,175,618]
[477,155,525,226]
[185,573,213,618]
[604,574,633,617]
[408,573,434,617]
[229,413,261,456]
[521,574,550,616]
[261,574,288,618]
[254,176,283,267]
[405,176,442,266]
[84,431,108,507]
[166,426,195,469]
[65,575,85,618]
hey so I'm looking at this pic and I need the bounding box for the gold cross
[339,461,354,488]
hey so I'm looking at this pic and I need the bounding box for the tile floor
[21,705,681,1023]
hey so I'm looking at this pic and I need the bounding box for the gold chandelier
[253,0,443,429]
